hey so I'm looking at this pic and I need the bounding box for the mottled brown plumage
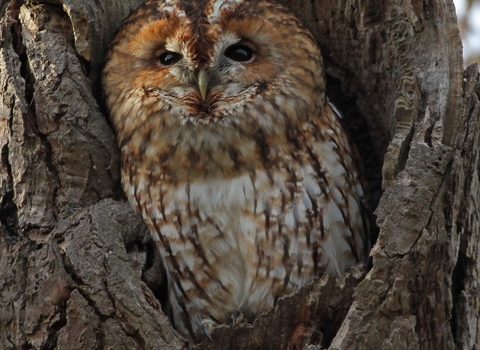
[103,0,369,344]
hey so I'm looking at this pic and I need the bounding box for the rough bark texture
[0,0,476,349]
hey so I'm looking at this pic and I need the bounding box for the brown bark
[0,0,476,349]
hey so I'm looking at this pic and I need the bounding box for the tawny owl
[103,0,369,344]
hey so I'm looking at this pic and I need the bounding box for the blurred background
[454,0,480,65]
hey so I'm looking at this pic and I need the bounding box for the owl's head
[103,0,327,179]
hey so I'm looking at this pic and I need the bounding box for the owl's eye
[159,51,182,66]
[224,44,255,62]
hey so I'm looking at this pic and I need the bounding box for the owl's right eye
[159,51,182,66]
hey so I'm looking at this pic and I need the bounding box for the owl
[103,0,369,344]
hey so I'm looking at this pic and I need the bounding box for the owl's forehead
[158,0,241,18]
[140,0,286,32]
[156,0,249,20]
[161,0,245,51]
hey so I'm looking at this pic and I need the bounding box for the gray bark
[0,0,476,349]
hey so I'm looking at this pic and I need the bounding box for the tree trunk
[0,0,475,349]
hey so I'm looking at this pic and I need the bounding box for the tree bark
[0,0,475,349]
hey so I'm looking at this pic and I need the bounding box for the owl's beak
[198,69,208,100]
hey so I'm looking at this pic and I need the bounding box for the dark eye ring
[224,44,255,62]
[159,51,182,66]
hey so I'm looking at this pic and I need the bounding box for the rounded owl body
[103,0,369,343]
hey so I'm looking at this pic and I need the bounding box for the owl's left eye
[159,51,182,66]
[224,44,255,62]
